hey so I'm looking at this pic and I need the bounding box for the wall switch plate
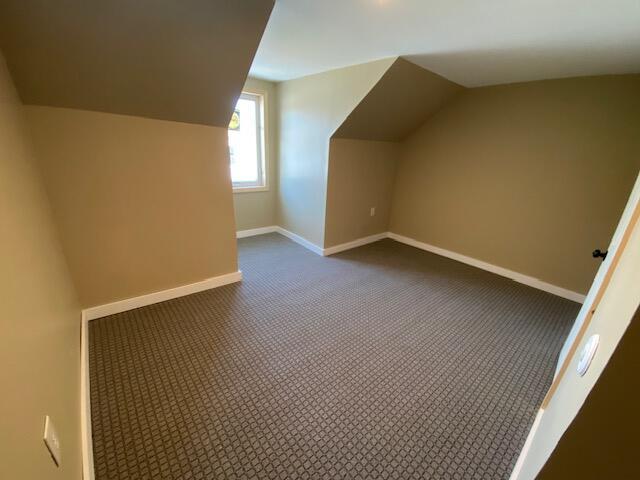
[370,207,376,217]
[43,415,62,467]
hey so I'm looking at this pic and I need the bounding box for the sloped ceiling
[0,0,274,127]
[252,0,640,86]
[333,58,464,142]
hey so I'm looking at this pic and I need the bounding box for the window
[228,92,266,191]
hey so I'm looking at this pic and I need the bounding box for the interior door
[553,170,640,379]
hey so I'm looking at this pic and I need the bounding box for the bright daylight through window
[228,92,265,190]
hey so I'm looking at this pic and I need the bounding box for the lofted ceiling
[251,0,640,86]
[0,0,274,126]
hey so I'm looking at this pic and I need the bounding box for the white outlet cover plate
[43,415,62,466]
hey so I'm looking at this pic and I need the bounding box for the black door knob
[592,249,608,261]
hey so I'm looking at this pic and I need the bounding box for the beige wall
[325,139,400,247]
[277,58,395,246]
[233,77,279,231]
[26,106,238,308]
[390,75,640,294]
[0,54,81,479]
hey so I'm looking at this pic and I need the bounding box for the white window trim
[231,91,268,193]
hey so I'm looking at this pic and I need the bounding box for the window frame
[230,91,268,193]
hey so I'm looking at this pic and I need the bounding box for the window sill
[233,186,269,194]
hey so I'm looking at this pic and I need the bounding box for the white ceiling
[250,0,640,86]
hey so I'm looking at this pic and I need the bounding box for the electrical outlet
[43,416,62,467]
[370,207,376,217]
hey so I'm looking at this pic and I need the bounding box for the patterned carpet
[89,234,578,479]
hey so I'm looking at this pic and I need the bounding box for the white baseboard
[323,232,388,256]
[275,227,324,256]
[388,232,585,303]
[236,226,278,238]
[80,311,95,480]
[269,229,583,303]
[83,271,243,321]
[240,227,386,257]
[509,408,545,480]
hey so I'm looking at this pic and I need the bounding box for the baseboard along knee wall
[82,271,243,321]
[82,226,583,322]
[237,226,586,303]
[236,226,384,257]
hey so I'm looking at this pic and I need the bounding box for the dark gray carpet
[89,234,578,480]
